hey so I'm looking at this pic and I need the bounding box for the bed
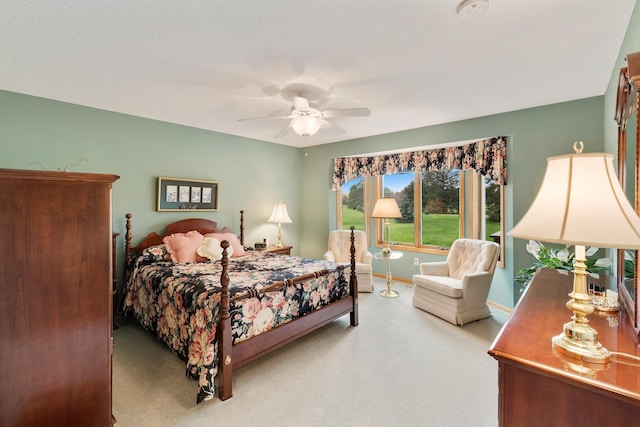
[122,211,359,403]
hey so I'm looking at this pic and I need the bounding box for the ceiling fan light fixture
[456,0,489,17]
[291,115,322,137]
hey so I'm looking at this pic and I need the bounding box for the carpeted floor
[112,278,510,427]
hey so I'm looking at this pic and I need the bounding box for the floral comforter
[123,245,350,403]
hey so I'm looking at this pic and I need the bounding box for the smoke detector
[456,0,489,17]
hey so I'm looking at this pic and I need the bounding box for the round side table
[374,250,403,298]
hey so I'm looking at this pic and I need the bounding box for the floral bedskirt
[123,246,350,403]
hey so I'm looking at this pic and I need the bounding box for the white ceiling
[1,1,637,148]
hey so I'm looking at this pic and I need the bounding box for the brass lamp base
[274,223,284,248]
[380,288,400,298]
[552,254,611,364]
[552,322,611,364]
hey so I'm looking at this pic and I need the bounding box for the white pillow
[197,237,234,261]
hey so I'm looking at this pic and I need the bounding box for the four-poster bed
[122,211,358,402]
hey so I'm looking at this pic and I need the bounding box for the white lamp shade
[509,151,640,249]
[268,202,292,224]
[371,198,402,218]
[290,116,321,137]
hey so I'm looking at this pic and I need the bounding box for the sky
[342,173,413,195]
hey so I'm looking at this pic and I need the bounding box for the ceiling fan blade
[274,122,293,138]
[322,107,371,118]
[237,114,291,122]
[323,118,347,134]
[291,95,310,112]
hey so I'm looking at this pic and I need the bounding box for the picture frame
[157,177,219,211]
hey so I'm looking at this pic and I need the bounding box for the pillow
[197,237,234,261]
[205,232,246,257]
[163,230,206,263]
[139,244,170,263]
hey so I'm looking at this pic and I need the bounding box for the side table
[258,245,292,256]
[375,250,403,298]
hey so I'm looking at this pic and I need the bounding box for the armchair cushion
[413,275,462,298]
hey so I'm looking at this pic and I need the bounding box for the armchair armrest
[323,251,336,262]
[461,271,493,302]
[362,251,373,265]
[419,261,449,276]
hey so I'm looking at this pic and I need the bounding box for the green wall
[5,0,640,309]
[0,90,302,285]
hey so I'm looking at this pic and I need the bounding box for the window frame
[373,172,462,255]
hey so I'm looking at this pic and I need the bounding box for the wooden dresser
[489,268,640,426]
[0,169,119,426]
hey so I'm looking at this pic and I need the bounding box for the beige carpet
[112,278,510,427]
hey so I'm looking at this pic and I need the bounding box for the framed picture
[157,177,219,211]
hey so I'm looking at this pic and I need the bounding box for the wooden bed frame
[124,211,359,401]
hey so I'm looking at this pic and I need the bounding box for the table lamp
[509,141,640,363]
[371,197,402,254]
[268,202,292,248]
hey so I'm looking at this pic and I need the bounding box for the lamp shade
[509,148,640,249]
[268,202,292,224]
[371,198,402,218]
[290,116,321,137]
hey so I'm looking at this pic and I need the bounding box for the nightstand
[259,245,292,256]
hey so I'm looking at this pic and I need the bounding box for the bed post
[239,210,244,246]
[216,240,233,401]
[349,226,359,326]
[125,213,132,258]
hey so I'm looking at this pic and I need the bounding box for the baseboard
[487,299,512,314]
[373,273,412,284]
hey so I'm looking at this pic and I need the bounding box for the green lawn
[341,207,499,248]
[341,207,366,230]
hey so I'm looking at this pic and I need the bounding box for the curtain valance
[332,136,507,189]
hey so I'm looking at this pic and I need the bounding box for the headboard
[125,210,244,257]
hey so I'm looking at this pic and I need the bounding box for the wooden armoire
[0,169,119,426]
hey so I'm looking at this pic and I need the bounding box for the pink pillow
[206,232,245,257]
[163,231,206,263]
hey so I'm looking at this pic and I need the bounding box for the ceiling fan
[238,91,371,138]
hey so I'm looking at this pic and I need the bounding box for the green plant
[624,249,635,279]
[515,240,612,292]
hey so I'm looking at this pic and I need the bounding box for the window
[381,173,415,246]
[362,170,502,257]
[374,171,461,252]
[420,170,461,248]
[337,176,368,232]
[332,137,506,259]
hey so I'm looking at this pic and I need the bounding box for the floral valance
[332,136,507,189]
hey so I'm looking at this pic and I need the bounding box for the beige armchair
[324,230,374,292]
[412,238,499,325]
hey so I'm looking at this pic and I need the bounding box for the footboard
[216,226,359,400]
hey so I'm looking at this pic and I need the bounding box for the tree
[485,181,501,222]
[421,170,459,214]
[398,182,414,222]
[347,179,364,212]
